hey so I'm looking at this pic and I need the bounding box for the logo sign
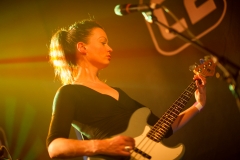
[143,0,227,56]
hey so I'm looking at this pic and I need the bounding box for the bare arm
[171,75,206,132]
[48,135,135,159]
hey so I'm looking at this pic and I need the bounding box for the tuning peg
[189,64,197,71]
[204,55,211,61]
[199,58,205,64]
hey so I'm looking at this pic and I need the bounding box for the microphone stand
[142,11,240,112]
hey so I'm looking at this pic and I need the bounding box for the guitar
[88,57,216,160]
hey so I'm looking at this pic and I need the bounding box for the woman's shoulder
[112,86,123,93]
[56,84,86,94]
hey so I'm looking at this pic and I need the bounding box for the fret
[175,100,185,106]
[147,81,197,142]
[165,113,177,120]
[149,134,164,142]
[148,128,169,141]
[171,104,182,111]
[166,110,179,117]
[164,113,175,120]
[178,98,186,103]
[181,96,189,101]
[148,129,164,137]
[157,127,167,133]
[152,122,169,131]
[172,104,184,111]
[146,58,216,143]
[162,119,172,126]
[166,108,175,114]
[161,123,170,129]
[181,93,191,100]
[184,90,191,95]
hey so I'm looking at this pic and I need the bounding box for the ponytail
[49,29,76,85]
[49,19,104,85]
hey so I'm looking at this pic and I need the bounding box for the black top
[46,84,173,147]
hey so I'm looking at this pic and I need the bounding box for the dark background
[0,0,240,160]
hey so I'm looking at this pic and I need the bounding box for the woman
[46,19,206,159]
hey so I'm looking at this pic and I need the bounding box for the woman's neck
[73,65,101,84]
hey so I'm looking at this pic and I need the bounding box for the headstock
[190,56,216,77]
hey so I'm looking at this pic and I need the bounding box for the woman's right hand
[94,135,135,156]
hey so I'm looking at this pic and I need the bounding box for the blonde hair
[49,19,103,85]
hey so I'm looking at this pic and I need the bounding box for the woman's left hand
[193,74,207,107]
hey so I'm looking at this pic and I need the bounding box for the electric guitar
[88,57,216,160]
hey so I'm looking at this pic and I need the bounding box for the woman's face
[83,27,113,69]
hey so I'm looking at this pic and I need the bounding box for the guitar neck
[147,81,197,142]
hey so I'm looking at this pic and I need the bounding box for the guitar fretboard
[147,81,197,142]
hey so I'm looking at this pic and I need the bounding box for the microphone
[114,3,162,16]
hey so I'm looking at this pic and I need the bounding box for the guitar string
[130,81,197,160]
[129,60,214,159]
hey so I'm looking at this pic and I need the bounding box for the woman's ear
[76,42,86,55]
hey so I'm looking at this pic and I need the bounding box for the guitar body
[88,107,185,160]
[87,58,216,160]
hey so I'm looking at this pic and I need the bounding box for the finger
[194,76,206,86]
[122,136,135,144]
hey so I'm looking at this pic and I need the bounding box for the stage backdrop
[0,0,239,160]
